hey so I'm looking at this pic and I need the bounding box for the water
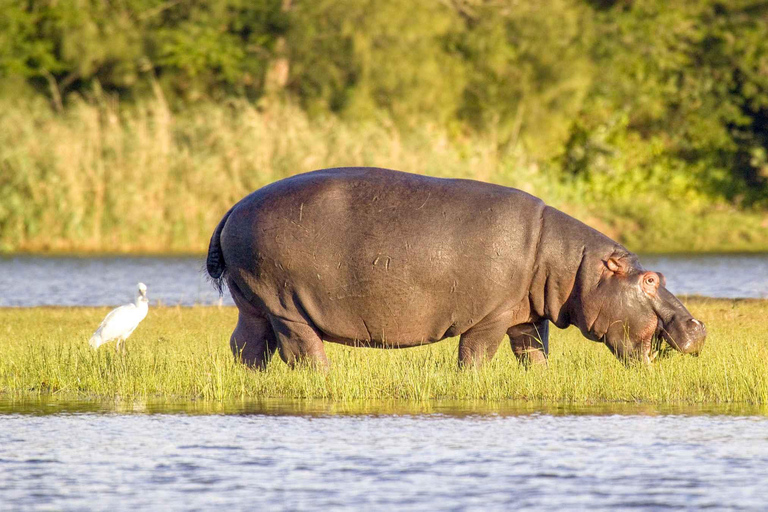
[641,253,768,299]
[1,401,767,511]
[0,255,227,307]
[1,253,767,306]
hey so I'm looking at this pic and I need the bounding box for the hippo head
[579,252,706,363]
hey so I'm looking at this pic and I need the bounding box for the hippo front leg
[458,318,509,368]
[508,320,549,366]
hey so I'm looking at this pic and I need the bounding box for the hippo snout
[664,317,707,355]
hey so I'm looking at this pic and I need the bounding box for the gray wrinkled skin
[207,167,706,369]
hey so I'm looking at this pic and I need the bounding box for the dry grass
[3,96,768,254]
[0,95,518,254]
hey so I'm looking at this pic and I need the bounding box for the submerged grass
[0,298,766,404]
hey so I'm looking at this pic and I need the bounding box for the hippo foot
[508,320,549,368]
[514,348,548,368]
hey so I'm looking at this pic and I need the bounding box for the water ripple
[0,413,767,510]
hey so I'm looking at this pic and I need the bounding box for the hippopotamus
[206,167,706,369]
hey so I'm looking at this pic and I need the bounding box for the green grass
[1,298,766,404]
[3,96,768,255]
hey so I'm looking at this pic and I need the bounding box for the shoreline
[1,395,766,416]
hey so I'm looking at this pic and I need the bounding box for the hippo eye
[645,276,656,285]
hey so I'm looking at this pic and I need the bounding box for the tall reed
[0,95,526,253]
[2,96,768,254]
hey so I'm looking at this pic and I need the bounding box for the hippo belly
[221,168,543,348]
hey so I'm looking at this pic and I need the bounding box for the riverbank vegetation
[2,1,768,254]
[4,97,768,255]
[1,299,766,403]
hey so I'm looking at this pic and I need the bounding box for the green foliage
[0,1,58,76]
[288,0,466,125]
[455,0,594,157]
[563,0,768,203]
[287,0,594,154]
[0,0,285,101]
[152,0,286,99]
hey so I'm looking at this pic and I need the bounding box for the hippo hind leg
[269,316,329,370]
[227,278,277,369]
[231,313,278,369]
[508,320,549,367]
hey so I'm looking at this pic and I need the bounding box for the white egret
[89,283,149,351]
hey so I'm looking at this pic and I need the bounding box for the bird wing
[93,304,141,342]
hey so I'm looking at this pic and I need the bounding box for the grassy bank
[1,299,766,403]
[2,97,768,255]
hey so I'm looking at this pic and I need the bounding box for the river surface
[1,400,767,511]
[1,253,767,306]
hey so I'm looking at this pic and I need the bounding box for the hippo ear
[605,256,628,275]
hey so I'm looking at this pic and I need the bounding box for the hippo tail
[206,206,235,294]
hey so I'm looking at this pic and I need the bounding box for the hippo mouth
[654,316,705,357]
[596,328,655,364]
[655,316,683,357]
[592,311,701,363]
[650,287,707,355]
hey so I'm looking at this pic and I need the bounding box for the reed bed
[0,298,765,404]
[0,96,517,254]
[2,96,768,254]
